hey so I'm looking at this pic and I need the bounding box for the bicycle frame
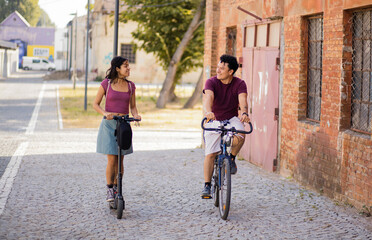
[202,117,253,220]
[216,131,232,189]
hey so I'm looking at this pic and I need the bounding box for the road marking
[25,83,46,135]
[0,142,29,216]
[56,85,63,130]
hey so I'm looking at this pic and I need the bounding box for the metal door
[239,46,280,172]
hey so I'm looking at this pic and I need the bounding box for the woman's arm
[130,91,141,120]
[93,86,115,119]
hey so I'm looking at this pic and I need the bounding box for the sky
[38,0,91,29]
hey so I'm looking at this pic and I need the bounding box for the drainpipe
[277,19,285,172]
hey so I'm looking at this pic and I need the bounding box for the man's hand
[239,112,250,123]
[205,111,216,122]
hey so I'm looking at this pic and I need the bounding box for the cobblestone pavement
[0,78,371,239]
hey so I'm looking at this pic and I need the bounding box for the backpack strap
[127,80,133,101]
[105,78,110,97]
[128,80,132,96]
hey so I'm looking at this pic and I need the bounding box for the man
[202,54,250,198]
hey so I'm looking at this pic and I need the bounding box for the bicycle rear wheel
[218,158,231,220]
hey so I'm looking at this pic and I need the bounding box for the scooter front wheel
[117,199,124,219]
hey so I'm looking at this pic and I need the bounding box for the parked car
[22,56,56,71]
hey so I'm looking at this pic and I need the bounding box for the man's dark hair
[220,54,239,75]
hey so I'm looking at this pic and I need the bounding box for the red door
[239,47,279,172]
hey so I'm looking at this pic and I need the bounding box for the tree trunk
[156,0,206,108]
[183,70,203,108]
[168,82,178,102]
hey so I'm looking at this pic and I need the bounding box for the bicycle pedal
[201,195,212,199]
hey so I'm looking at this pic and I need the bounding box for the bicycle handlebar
[201,117,253,134]
[104,115,141,122]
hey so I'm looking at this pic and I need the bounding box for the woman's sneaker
[106,187,115,202]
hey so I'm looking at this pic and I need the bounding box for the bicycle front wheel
[212,168,219,207]
[218,158,231,220]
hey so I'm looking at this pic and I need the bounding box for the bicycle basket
[115,121,132,150]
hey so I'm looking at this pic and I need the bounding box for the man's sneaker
[201,185,212,199]
[231,160,237,175]
[106,187,115,202]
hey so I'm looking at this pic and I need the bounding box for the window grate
[120,44,136,63]
[226,27,237,56]
[351,10,372,133]
[306,16,323,121]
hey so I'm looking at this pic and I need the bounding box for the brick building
[204,0,371,209]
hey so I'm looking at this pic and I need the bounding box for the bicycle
[201,117,253,220]
[107,115,140,219]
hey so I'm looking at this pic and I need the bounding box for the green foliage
[36,9,55,27]
[120,0,204,83]
[0,0,41,26]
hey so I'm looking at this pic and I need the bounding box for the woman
[93,56,141,202]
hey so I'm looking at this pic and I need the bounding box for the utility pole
[68,21,73,79]
[84,0,90,111]
[113,0,119,57]
[66,29,69,71]
[73,11,78,89]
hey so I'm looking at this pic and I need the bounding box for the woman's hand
[104,112,115,120]
[133,114,141,126]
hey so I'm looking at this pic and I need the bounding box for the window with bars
[351,9,372,133]
[306,16,323,121]
[226,27,237,56]
[120,44,136,63]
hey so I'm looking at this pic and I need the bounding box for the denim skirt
[96,118,133,155]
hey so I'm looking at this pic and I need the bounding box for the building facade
[0,11,55,67]
[0,40,18,77]
[90,0,201,84]
[204,0,372,209]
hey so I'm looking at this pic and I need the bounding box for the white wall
[54,28,69,71]
[0,48,19,78]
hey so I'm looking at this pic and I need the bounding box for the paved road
[0,72,371,239]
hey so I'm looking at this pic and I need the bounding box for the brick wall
[204,0,262,80]
[280,0,372,209]
[204,0,372,209]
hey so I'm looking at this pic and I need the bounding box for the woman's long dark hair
[105,56,129,84]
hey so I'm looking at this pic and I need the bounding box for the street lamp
[67,20,73,80]
[113,0,119,57]
[84,0,90,111]
[70,11,77,89]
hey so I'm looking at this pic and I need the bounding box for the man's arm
[238,93,250,123]
[203,89,216,121]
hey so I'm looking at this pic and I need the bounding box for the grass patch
[59,86,202,129]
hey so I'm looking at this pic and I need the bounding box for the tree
[37,9,55,27]
[121,0,205,108]
[183,69,203,108]
[0,0,41,26]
